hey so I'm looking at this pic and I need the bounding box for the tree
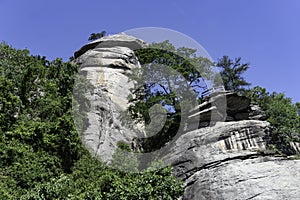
[88,31,107,41]
[0,77,21,132]
[296,102,300,116]
[246,86,300,155]
[214,56,250,94]
[0,42,183,199]
[128,40,213,151]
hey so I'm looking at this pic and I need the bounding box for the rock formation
[187,92,252,130]
[74,34,146,161]
[163,120,300,199]
[74,34,300,199]
[172,90,300,199]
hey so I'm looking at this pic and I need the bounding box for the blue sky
[1,0,300,102]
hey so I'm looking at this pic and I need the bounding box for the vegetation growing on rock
[129,41,300,155]
[0,43,183,199]
[0,37,299,199]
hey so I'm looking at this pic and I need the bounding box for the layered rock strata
[74,34,146,161]
[163,120,300,200]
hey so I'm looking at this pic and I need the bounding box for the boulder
[78,88,139,162]
[226,93,250,115]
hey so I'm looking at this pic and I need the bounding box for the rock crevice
[74,34,145,162]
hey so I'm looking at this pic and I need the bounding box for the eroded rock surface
[74,34,145,161]
[187,92,252,130]
[73,34,300,199]
[163,120,300,200]
[74,34,147,58]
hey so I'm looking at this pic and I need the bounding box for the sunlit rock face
[74,34,146,161]
[163,120,300,200]
[74,34,300,199]
[75,34,147,111]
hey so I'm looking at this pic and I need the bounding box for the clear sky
[1,0,300,102]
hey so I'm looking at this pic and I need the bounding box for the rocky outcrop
[78,87,137,162]
[187,92,252,130]
[249,104,268,121]
[74,34,147,59]
[187,92,271,130]
[73,34,300,199]
[74,34,146,161]
[75,34,146,111]
[163,120,300,199]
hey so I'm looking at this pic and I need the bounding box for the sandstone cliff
[74,34,300,199]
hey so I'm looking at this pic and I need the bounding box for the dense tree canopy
[0,42,183,199]
[246,86,300,154]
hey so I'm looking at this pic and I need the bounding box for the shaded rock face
[163,120,300,199]
[184,157,300,200]
[74,34,145,161]
[187,92,252,130]
[80,88,137,161]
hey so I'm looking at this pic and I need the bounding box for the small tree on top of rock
[88,31,106,41]
[214,56,251,94]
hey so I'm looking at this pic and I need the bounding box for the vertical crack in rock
[74,34,146,162]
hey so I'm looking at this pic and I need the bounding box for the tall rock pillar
[74,34,147,161]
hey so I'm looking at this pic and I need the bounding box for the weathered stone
[188,106,224,122]
[225,115,235,121]
[75,37,143,111]
[226,93,250,115]
[182,157,300,200]
[80,88,139,161]
[162,120,300,199]
[234,112,249,120]
[187,92,251,130]
[73,34,300,199]
[74,34,145,162]
[74,33,147,58]
[249,104,268,121]
[290,141,300,154]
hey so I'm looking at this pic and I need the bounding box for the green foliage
[17,154,183,199]
[246,86,300,154]
[129,41,213,151]
[0,77,21,132]
[0,42,183,199]
[88,31,107,41]
[110,142,139,172]
[214,56,251,94]
[295,102,300,116]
